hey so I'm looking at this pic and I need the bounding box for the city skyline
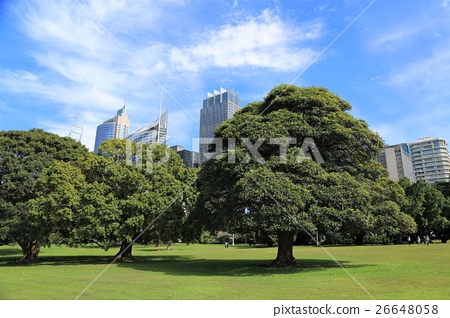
[1,1,450,152]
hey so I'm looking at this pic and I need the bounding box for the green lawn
[0,243,449,300]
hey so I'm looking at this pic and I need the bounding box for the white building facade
[409,137,450,183]
[378,143,416,182]
[126,110,168,145]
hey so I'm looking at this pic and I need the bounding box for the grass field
[0,243,449,300]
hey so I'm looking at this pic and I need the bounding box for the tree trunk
[114,242,133,260]
[354,234,365,245]
[269,231,296,267]
[18,240,40,262]
[166,240,173,250]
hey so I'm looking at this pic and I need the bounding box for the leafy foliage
[0,130,195,261]
[401,180,450,243]
[0,129,88,260]
[189,85,414,266]
[402,180,448,242]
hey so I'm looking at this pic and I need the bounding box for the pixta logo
[197,137,324,164]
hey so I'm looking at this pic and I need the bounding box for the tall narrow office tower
[199,88,241,165]
[94,105,130,152]
[409,137,450,183]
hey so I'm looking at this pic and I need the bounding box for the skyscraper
[126,110,168,145]
[94,105,130,152]
[409,137,450,183]
[199,88,241,164]
[377,143,416,182]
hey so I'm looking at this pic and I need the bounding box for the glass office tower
[94,105,130,152]
[199,88,241,165]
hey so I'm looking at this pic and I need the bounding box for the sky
[1,0,449,152]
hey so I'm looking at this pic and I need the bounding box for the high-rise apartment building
[94,105,130,152]
[199,88,241,164]
[171,145,199,168]
[377,143,416,182]
[409,137,450,183]
[126,110,168,145]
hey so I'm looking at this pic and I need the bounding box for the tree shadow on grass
[116,255,374,277]
[0,247,22,256]
[0,244,376,278]
[0,252,375,277]
[0,255,115,267]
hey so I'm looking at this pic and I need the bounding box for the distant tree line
[1,85,450,267]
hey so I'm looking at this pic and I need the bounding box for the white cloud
[385,46,450,91]
[0,1,323,150]
[370,28,420,51]
[314,5,336,13]
[0,69,122,111]
[170,9,323,72]
[0,0,194,150]
[378,45,450,145]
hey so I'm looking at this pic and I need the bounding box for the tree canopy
[189,85,415,266]
[0,129,88,261]
[0,130,195,261]
[33,139,193,260]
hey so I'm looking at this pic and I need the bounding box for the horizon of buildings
[93,87,242,168]
[378,137,450,184]
[92,91,450,183]
[93,105,168,153]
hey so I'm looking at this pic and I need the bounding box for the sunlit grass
[1,243,449,300]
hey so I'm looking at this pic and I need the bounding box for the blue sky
[1,0,449,151]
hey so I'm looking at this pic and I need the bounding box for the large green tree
[0,129,88,261]
[71,139,189,259]
[30,138,194,260]
[189,85,414,266]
